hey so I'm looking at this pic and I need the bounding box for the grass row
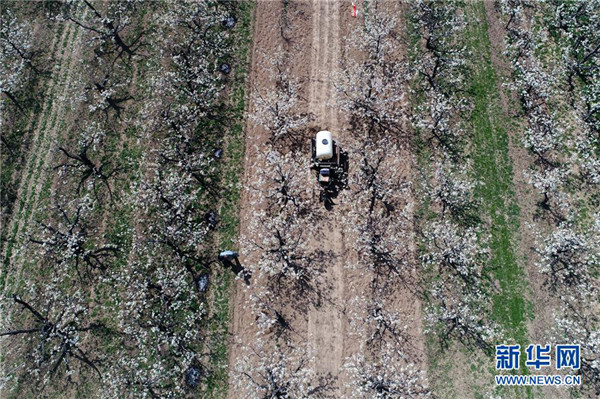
[0,20,84,399]
[408,2,535,398]
[465,3,533,398]
[1,21,81,292]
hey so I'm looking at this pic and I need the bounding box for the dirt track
[305,0,347,383]
[228,1,349,395]
[228,1,425,397]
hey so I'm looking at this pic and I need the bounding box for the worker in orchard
[218,250,251,285]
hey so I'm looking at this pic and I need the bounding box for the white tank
[315,131,333,160]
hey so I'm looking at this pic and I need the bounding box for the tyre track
[228,1,357,397]
[306,0,347,389]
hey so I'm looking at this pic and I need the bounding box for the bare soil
[228,1,426,397]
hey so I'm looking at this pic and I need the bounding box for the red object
[352,2,358,18]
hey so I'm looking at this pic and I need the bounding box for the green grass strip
[466,3,533,398]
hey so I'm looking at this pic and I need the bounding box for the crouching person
[218,250,251,285]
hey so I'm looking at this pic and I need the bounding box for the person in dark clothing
[218,250,251,285]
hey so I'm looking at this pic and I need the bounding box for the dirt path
[228,1,429,397]
[306,0,347,383]
[309,0,341,132]
[227,2,281,396]
[228,1,351,396]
